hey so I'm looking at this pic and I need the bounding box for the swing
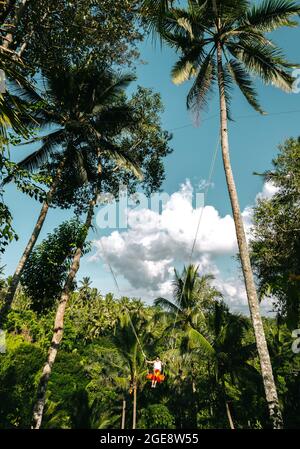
[146,369,165,384]
[145,357,166,387]
[98,135,220,392]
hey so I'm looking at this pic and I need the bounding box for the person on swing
[146,356,165,388]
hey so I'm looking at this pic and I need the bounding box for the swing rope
[169,131,221,350]
[97,236,147,360]
[93,130,220,359]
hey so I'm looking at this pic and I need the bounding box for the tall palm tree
[141,0,300,428]
[1,65,137,320]
[155,264,220,353]
[31,90,145,427]
[32,149,143,429]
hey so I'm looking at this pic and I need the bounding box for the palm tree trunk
[0,161,65,325]
[225,401,235,430]
[32,154,101,428]
[31,193,97,429]
[191,378,198,427]
[121,399,126,429]
[216,42,283,429]
[132,378,137,430]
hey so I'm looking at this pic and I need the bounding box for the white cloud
[256,181,279,201]
[90,180,277,314]
[213,276,275,315]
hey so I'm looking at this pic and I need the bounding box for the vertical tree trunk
[121,399,126,429]
[0,161,65,325]
[132,377,137,430]
[32,194,97,429]
[191,378,198,428]
[225,401,235,430]
[216,42,283,429]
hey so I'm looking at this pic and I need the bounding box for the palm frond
[227,59,266,114]
[98,73,136,106]
[186,327,215,354]
[177,15,195,39]
[222,62,234,121]
[171,58,196,85]
[94,105,136,132]
[18,129,65,171]
[217,0,250,19]
[186,53,216,113]
[240,0,300,32]
[140,0,174,37]
[154,296,181,314]
[99,138,143,180]
[163,7,210,37]
[0,92,28,139]
[171,46,205,84]
[227,39,296,92]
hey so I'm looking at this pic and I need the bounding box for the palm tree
[78,277,98,301]
[155,264,220,353]
[31,110,144,429]
[141,0,300,428]
[1,65,137,320]
[79,277,92,291]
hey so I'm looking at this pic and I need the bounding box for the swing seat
[146,369,165,383]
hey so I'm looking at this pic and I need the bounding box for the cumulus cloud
[213,276,275,315]
[256,181,279,201]
[90,180,277,314]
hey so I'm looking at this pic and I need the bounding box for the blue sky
[2,19,300,313]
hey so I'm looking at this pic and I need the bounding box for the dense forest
[0,0,300,430]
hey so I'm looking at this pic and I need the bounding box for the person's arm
[146,360,154,364]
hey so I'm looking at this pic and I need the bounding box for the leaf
[186,53,216,113]
[187,327,215,354]
[241,0,300,32]
[227,59,266,114]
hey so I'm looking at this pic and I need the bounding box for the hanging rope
[96,235,147,360]
[169,131,221,350]
[93,130,220,358]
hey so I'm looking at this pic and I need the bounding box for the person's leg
[152,370,156,388]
